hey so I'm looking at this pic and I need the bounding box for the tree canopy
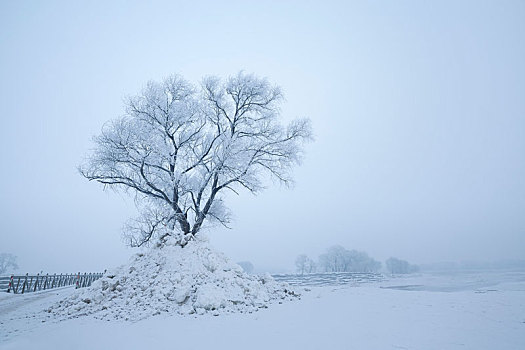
[80,72,311,247]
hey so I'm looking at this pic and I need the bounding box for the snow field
[2,252,525,350]
[2,278,525,349]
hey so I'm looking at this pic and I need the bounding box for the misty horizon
[1,0,524,275]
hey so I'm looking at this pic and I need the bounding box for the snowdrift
[49,237,297,320]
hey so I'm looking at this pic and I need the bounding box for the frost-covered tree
[81,72,311,247]
[319,245,381,273]
[306,258,317,273]
[295,254,316,274]
[295,254,308,275]
[0,253,18,275]
[386,257,419,274]
[318,245,348,272]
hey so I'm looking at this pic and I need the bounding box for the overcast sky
[1,0,524,273]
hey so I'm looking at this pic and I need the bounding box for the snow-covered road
[1,272,524,350]
[0,287,77,343]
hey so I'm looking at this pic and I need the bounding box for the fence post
[43,273,49,290]
[33,273,40,292]
[21,273,28,294]
[75,272,80,289]
[7,275,14,293]
[15,276,21,293]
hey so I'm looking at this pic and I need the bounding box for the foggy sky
[1,0,524,273]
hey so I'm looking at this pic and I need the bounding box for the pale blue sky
[1,0,524,273]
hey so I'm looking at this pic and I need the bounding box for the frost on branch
[80,72,312,247]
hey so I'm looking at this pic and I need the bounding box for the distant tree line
[295,255,316,274]
[295,245,382,274]
[295,246,420,275]
[385,257,419,274]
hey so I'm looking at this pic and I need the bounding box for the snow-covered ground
[1,271,524,350]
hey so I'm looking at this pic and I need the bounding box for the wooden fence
[0,272,104,294]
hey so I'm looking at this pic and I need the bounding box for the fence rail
[0,272,104,294]
[272,272,384,286]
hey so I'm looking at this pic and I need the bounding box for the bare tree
[306,258,317,273]
[319,245,348,272]
[0,253,18,275]
[295,254,309,275]
[295,254,316,274]
[386,257,419,275]
[319,245,381,273]
[80,72,312,247]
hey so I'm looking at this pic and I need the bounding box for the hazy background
[1,0,524,273]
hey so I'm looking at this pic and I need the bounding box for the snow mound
[49,237,298,320]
